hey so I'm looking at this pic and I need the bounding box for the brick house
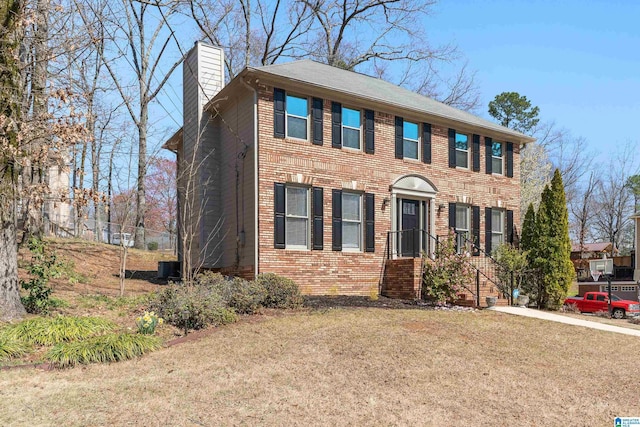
[163,42,535,302]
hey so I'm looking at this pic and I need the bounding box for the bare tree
[534,121,592,205]
[570,172,599,254]
[173,125,225,284]
[189,0,481,111]
[519,142,552,215]
[95,0,185,249]
[1,0,87,320]
[593,145,637,252]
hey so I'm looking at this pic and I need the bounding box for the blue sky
[150,0,639,167]
[426,0,640,159]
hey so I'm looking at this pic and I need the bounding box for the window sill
[284,136,310,145]
[342,146,363,154]
[341,249,363,254]
[284,246,310,251]
[402,157,420,163]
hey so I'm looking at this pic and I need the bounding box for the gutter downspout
[241,77,259,277]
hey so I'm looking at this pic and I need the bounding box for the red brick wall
[254,83,522,296]
[382,258,423,299]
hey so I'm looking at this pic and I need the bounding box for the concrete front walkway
[489,306,640,337]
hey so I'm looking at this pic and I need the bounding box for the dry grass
[1,308,639,426]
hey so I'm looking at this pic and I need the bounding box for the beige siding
[202,86,255,269]
[179,42,225,272]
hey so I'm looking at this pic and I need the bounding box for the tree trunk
[134,107,147,249]
[119,245,128,297]
[0,0,27,320]
[0,218,26,321]
[21,0,49,240]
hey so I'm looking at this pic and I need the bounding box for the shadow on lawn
[112,270,168,286]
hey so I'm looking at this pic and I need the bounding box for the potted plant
[486,296,498,307]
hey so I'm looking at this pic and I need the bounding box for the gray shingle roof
[249,60,534,142]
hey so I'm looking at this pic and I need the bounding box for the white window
[455,133,469,168]
[285,186,309,248]
[286,94,308,140]
[403,121,419,160]
[455,204,470,252]
[342,192,362,250]
[492,141,504,175]
[491,209,505,250]
[342,107,361,150]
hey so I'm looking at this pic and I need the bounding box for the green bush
[20,238,67,314]
[225,277,268,314]
[1,316,117,346]
[422,232,476,304]
[149,282,237,333]
[147,241,159,251]
[46,333,161,368]
[198,273,267,314]
[0,334,31,361]
[255,273,303,309]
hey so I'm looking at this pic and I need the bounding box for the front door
[401,199,419,257]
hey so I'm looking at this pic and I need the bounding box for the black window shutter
[422,123,432,164]
[485,207,492,254]
[472,134,480,172]
[312,187,324,250]
[332,189,342,251]
[273,88,286,138]
[394,116,403,159]
[365,193,375,252]
[274,183,286,248]
[506,142,514,177]
[448,202,456,230]
[448,128,456,168]
[364,109,375,154]
[312,98,323,145]
[472,205,480,256]
[506,210,514,244]
[331,102,342,148]
[485,136,493,174]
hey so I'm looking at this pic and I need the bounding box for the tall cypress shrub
[520,203,540,303]
[534,186,552,308]
[543,169,575,308]
[520,203,536,252]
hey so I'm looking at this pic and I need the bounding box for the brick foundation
[381,258,423,299]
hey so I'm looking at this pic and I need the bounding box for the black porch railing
[386,228,434,259]
[385,229,521,306]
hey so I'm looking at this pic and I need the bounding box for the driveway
[490,306,640,337]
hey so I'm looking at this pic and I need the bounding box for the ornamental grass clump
[0,333,31,361]
[135,311,163,335]
[46,333,161,368]
[1,316,117,346]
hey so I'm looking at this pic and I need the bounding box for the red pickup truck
[564,292,640,319]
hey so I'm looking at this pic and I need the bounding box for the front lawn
[1,307,638,426]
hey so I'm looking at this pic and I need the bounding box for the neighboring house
[43,161,74,236]
[570,242,617,259]
[163,42,535,300]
